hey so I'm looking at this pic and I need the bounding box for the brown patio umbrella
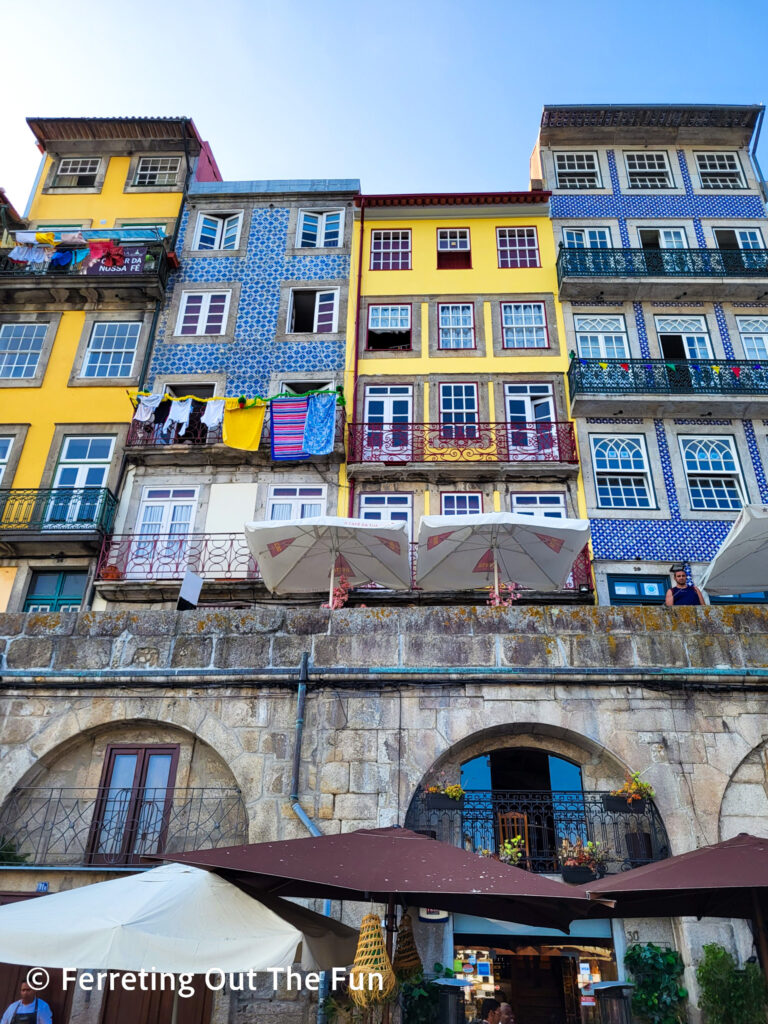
[165,827,608,934]
[586,833,768,971]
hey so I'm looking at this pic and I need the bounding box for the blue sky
[2,0,767,207]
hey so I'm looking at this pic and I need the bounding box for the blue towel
[302,393,337,455]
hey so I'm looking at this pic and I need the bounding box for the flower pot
[560,865,597,884]
[603,794,647,814]
[100,564,122,581]
[425,793,465,811]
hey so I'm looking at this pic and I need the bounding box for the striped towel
[270,398,310,460]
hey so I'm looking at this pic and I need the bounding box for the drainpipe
[289,653,332,1024]
[749,106,768,204]
[346,198,365,518]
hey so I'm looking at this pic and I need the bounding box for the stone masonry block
[24,611,76,636]
[334,794,378,820]
[128,611,178,636]
[271,636,312,667]
[633,635,688,668]
[349,761,389,794]
[569,635,634,669]
[0,614,24,636]
[213,636,270,669]
[320,762,350,794]
[75,612,135,637]
[177,607,285,636]
[402,635,494,668]
[329,608,401,634]
[54,637,112,670]
[6,637,54,669]
[312,635,399,667]
[170,636,213,668]
[501,635,564,669]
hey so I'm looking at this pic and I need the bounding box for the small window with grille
[554,152,601,189]
[53,157,101,188]
[695,152,746,190]
[134,156,182,187]
[624,152,673,189]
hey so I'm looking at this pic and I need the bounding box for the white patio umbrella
[700,504,768,595]
[0,861,357,973]
[415,512,591,593]
[245,516,412,599]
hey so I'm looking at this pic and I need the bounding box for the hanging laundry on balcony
[133,393,164,422]
[61,232,86,245]
[222,398,265,451]
[49,249,75,268]
[201,398,226,430]
[86,240,125,268]
[14,231,56,245]
[7,244,50,263]
[271,398,310,460]
[163,397,192,436]
[302,392,337,455]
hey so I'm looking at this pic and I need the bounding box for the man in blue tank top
[665,563,705,607]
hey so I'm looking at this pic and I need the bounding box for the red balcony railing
[96,533,258,582]
[347,421,577,463]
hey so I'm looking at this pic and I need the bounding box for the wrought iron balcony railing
[568,358,768,397]
[96,532,258,582]
[0,241,169,287]
[0,786,247,867]
[557,246,768,284]
[347,421,578,464]
[405,789,669,874]
[126,419,223,447]
[0,487,117,533]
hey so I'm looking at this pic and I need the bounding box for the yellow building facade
[0,117,218,612]
[344,191,592,598]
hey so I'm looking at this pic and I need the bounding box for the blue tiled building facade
[535,105,768,603]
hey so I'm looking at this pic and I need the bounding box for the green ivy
[624,943,688,1024]
[696,943,767,1024]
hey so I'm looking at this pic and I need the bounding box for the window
[438,303,475,349]
[54,157,100,187]
[608,574,669,606]
[437,228,471,269]
[24,571,88,612]
[715,227,765,251]
[367,305,412,351]
[193,212,242,251]
[133,157,181,187]
[655,315,712,362]
[563,228,611,248]
[625,152,673,189]
[737,316,768,360]
[696,152,746,190]
[0,437,12,485]
[359,493,412,536]
[574,315,629,360]
[267,486,326,520]
[297,210,343,248]
[175,292,231,336]
[370,230,411,270]
[591,435,654,509]
[679,436,744,511]
[441,492,482,515]
[639,228,687,250]
[81,322,140,378]
[439,383,478,440]
[497,227,540,268]
[505,385,557,457]
[0,323,48,379]
[510,493,566,518]
[554,152,601,189]
[50,435,115,528]
[709,590,768,604]
[287,289,339,333]
[501,302,548,349]
[280,380,333,397]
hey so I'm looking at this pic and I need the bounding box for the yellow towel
[222,398,266,451]
[35,232,56,246]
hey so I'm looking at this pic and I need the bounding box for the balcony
[568,357,768,416]
[0,487,116,556]
[405,790,669,875]
[125,408,346,467]
[95,532,261,603]
[557,246,768,301]
[0,786,247,868]
[347,421,578,480]
[0,242,169,304]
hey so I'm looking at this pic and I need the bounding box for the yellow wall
[0,567,17,611]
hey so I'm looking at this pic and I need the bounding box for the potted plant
[476,835,526,866]
[423,773,465,810]
[100,563,123,581]
[559,837,606,883]
[604,771,655,813]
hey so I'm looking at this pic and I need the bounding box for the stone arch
[719,739,768,841]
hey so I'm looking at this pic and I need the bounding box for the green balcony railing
[0,487,117,534]
[557,246,768,284]
[569,358,768,396]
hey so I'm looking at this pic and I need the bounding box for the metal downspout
[289,653,332,1024]
[347,198,365,517]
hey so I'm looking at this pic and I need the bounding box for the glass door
[363,386,413,461]
[47,436,114,527]
[505,384,556,459]
[131,487,198,578]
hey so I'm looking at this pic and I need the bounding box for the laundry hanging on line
[133,394,164,423]
[163,398,193,436]
[222,398,266,451]
[271,398,310,461]
[302,392,337,455]
[201,399,226,431]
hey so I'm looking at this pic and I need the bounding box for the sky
[2,0,768,208]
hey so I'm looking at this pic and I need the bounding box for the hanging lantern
[349,913,398,1007]
[393,912,423,981]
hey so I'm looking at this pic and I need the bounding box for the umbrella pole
[328,559,335,609]
[752,890,768,980]
[382,894,396,1024]
[493,556,499,597]
[170,986,179,1024]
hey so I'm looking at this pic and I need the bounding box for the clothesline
[131,387,345,406]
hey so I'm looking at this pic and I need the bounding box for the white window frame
[133,156,181,187]
[590,434,655,510]
[439,382,479,439]
[359,492,413,538]
[574,315,629,360]
[175,291,232,337]
[441,492,483,515]
[370,230,412,270]
[54,157,101,186]
[554,152,602,189]
[192,212,243,251]
[639,227,689,249]
[0,436,12,486]
[737,316,768,360]
[695,152,746,190]
[624,151,674,189]
[80,321,141,379]
[563,227,611,248]
[654,315,713,360]
[438,303,475,349]
[267,485,327,520]
[437,228,470,251]
[501,302,548,349]
[286,289,340,334]
[368,305,411,332]
[296,209,344,248]
[0,322,48,379]
[510,493,566,518]
[679,435,745,511]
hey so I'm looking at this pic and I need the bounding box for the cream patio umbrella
[414,511,591,593]
[699,504,768,595]
[244,516,412,601]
